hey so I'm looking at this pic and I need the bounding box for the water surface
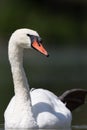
[0,125,87,130]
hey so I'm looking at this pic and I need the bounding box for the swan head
[9,28,49,56]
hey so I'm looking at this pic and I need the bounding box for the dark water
[0,45,87,128]
[0,125,87,130]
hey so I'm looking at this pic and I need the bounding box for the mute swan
[4,28,87,129]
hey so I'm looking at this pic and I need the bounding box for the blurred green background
[0,0,87,126]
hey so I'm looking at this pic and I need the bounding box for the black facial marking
[37,37,42,43]
[27,34,35,43]
[27,34,42,44]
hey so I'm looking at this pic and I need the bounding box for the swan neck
[9,43,30,100]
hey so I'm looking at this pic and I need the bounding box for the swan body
[5,28,87,129]
[30,88,71,128]
[5,88,71,128]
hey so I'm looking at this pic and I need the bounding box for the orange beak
[32,40,49,57]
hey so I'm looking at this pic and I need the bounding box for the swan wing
[30,88,71,128]
[59,89,87,111]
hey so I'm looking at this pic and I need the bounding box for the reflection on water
[73,125,87,129]
[0,124,87,130]
[2,128,72,130]
[5,129,71,130]
[4,129,71,130]
[3,127,87,130]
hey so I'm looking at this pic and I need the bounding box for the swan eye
[27,34,42,44]
[27,34,30,37]
[27,34,35,43]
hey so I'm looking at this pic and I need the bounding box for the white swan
[4,28,87,129]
